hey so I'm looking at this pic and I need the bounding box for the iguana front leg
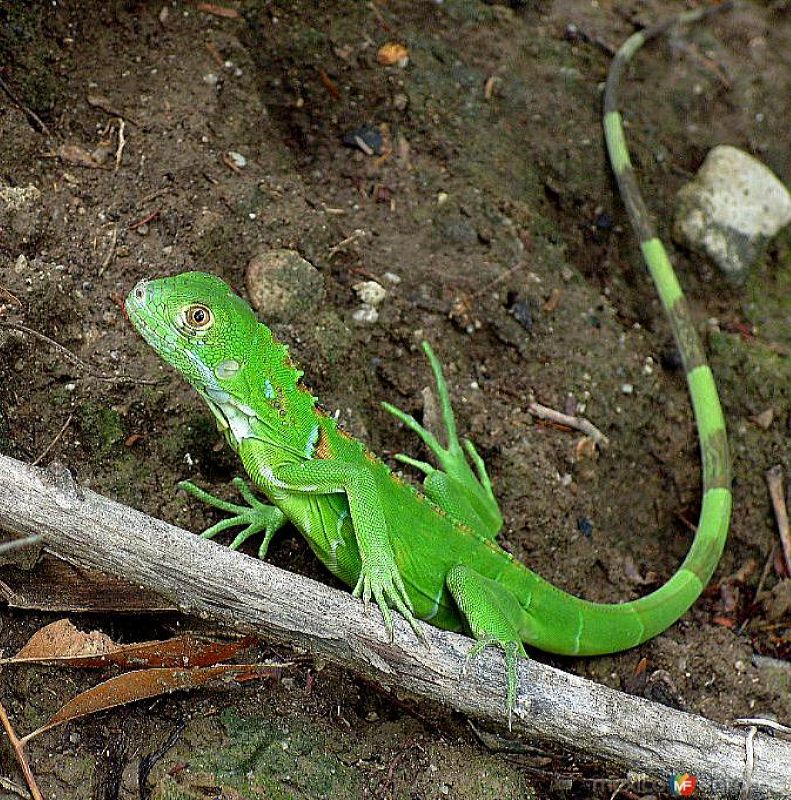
[178,477,287,559]
[384,342,502,538]
[241,446,424,643]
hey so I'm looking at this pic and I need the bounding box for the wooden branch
[0,452,789,798]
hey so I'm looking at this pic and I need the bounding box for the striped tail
[597,2,733,645]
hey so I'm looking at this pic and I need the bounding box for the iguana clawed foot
[353,550,428,646]
[383,342,503,539]
[463,637,524,729]
[179,477,287,559]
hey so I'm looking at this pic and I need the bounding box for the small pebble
[352,304,379,324]
[203,73,219,86]
[342,125,383,156]
[353,280,386,307]
[620,383,633,395]
[227,151,246,168]
[508,294,533,332]
[750,408,774,430]
[377,42,409,68]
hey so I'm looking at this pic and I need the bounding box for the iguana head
[126,271,259,394]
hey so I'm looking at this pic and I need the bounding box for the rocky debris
[673,145,791,283]
[351,280,387,325]
[0,184,41,211]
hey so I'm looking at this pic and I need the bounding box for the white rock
[352,304,379,323]
[352,280,387,307]
[673,145,791,283]
[227,151,247,168]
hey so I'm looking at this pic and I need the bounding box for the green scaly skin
[125,4,732,720]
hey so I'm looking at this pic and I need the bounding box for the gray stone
[245,249,325,323]
[673,145,791,283]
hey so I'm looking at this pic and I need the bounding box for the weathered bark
[0,452,788,798]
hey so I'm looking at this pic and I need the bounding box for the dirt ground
[0,0,789,798]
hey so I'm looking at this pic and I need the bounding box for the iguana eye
[185,304,213,330]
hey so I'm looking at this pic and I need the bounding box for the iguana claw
[179,478,287,559]
[464,637,523,729]
[353,561,426,645]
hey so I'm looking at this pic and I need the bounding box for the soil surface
[0,1,789,798]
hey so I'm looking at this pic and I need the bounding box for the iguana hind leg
[446,564,529,724]
[179,477,287,559]
[383,342,503,539]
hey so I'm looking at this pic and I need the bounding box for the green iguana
[125,4,732,717]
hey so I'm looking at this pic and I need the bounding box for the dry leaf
[26,663,285,741]
[13,619,114,660]
[319,69,341,100]
[196,2,240,18]
[5,619,257,669]
[57,144,103,169]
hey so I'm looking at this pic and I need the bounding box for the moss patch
[75,402,124,458]
[154,709,363,800]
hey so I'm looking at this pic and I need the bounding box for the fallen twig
[766,465,791,577]
[99,223,118,274]
[31,414,73,467]
[0,321,156,385]
[0,453,790,798]
[114,117,126,172]
[0,701,43,800]
[0,283,22,310]
[328,229,366,259]
[0,775,31,800]
[528,401,609,447]
[0,75,51,137]
[128,209,160,231]
[0,534,42,554]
